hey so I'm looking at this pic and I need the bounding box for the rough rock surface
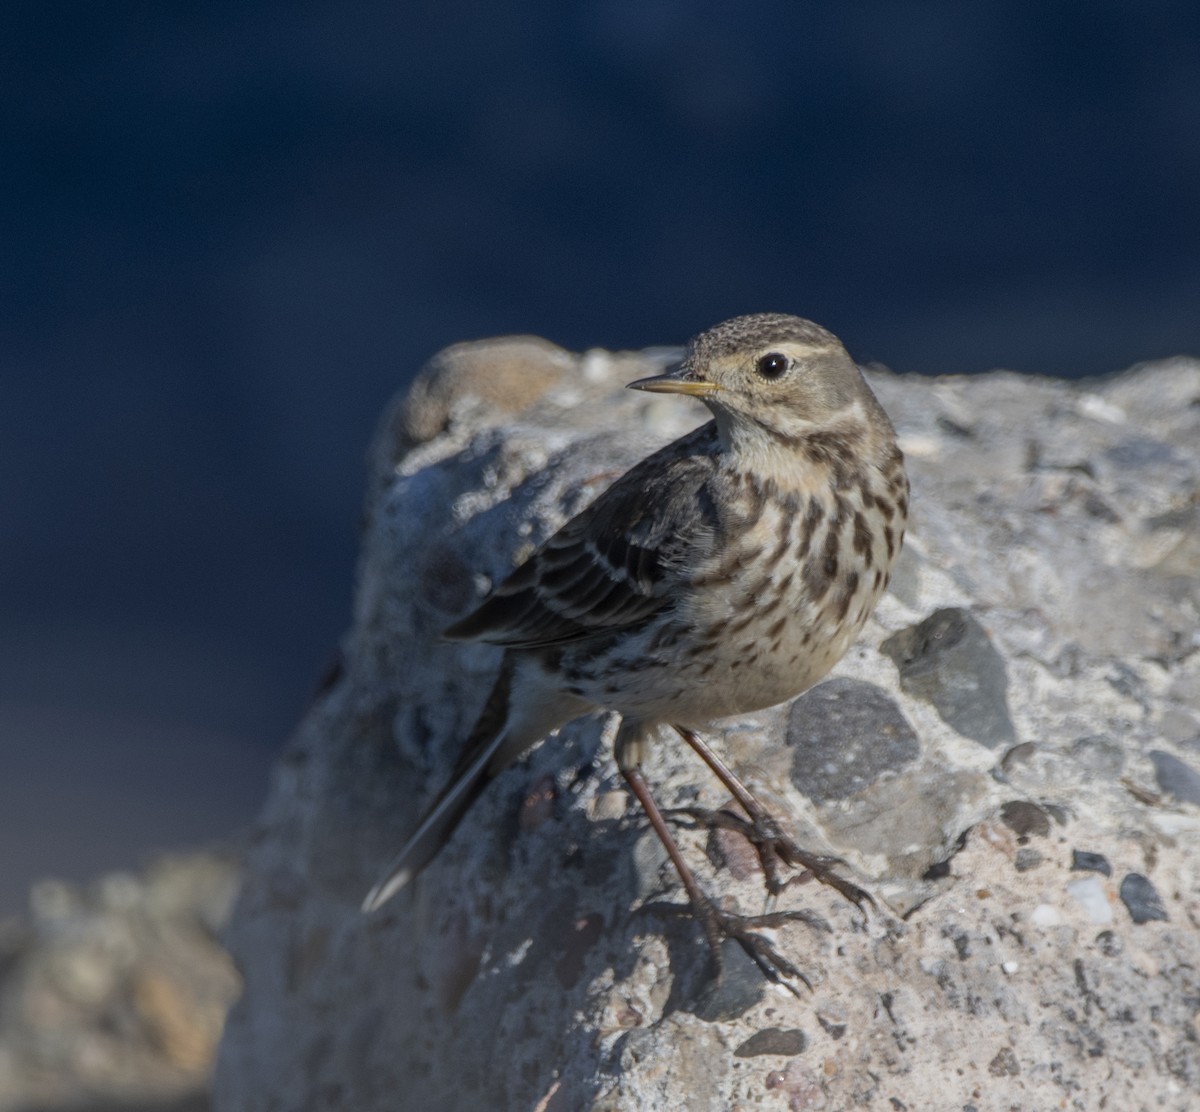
[0,851,239,1112]
[214,338,1200,1112]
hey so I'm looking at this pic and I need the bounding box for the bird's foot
[668,804,874,912]
[690,893,830,997]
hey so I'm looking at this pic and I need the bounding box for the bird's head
[627,313,872,447]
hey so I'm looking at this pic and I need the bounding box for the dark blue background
[3,1,1198,911]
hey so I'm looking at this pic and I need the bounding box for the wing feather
[443,423,720,649]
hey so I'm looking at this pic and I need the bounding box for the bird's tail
[362,659,514,912]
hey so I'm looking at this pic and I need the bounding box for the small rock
[1071,850,1112,877]
[1014,848,1043,872]
[996,745,1078,796]
[1156,704,1200,747]
[1030,904,1061,927]
[1067,876,1114,925]
[998,741,1039,775]
[1118,874,1169,924]
[589,790,628,822]
[815,1002,848,1040]
[733,1027,808,1057]
[881,608,1016,749]
[684,939,766,1022]
[999,801,1051,839]
[1043,803,1069,826]
[786,678,920,803]
[1095,930,1124,957]
[1070,735,1125,778]
[988,1046,1020,1077]
[764,1060,826,1108]
[394,335,576,448]
[1148,750,1200,805]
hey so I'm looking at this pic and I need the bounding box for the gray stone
[1149,749,1200,805]
[1013,847,1042,872]
[1071,849,1112,877]
[999,800,1051,839]
[211,338,1200,1112]
[786,678,920,803]
[1119,873,1169,924]
[881,608,1016,749]
[1070,734,1126,778]
[815,764,991,901]
[681,940,766,1023]
[732,1027,808,1057]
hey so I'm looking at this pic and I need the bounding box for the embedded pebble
[881,608,1016,749]
[1118,874,1168,924]
[988,1046,1021,1078]
[1070,735,1125,778]
[1030,904,1062,927]
[1067,876,1114,925]
[815,1002,848,1041]
[733,1027,808,1058]
[1014,848,1043,872]
[999,801,1051,839]
[1071,850,1112,877]
[786,678,920,802]
[1148,749,1200,805]
[686,939,765,1022]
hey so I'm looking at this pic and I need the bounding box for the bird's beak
[626,364,720,397]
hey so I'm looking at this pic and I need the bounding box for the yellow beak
[626,366,721,397]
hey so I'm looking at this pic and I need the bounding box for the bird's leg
[620,763,814,995]
[671,725,872,911]
[614,720,821,992]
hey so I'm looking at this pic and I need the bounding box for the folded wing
[444,424,720,650]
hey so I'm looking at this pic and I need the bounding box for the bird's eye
[755,352,789,380]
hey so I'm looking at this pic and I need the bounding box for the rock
[988,1045,1020,1077]
[391,334,576,448]
[213,338,1200,1111]
[0,851,240,1111]
[682,940,766,1023]
[1067,876,1114,925]
[1013,847,1042,872]
[732,1027,808,1057]
[1148,749,1200,805]
[1118,873,1169,924]
[881,607,1016,749]
[999,800,1051,839]
[786,678,920,803]
[1071,849,1112,877]
[1070,734,1126,778]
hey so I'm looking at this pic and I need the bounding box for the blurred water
[2,0,1198,912]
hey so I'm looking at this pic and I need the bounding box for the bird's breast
[675,472,904,717]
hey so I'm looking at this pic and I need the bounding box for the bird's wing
[444,423,720,649]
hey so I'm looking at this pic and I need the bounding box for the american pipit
[364,313,908,989]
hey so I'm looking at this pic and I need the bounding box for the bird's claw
[667,803,874,912]
[698,900,826,996]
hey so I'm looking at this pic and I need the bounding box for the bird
[363,313,909,989]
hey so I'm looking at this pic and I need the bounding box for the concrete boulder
[215,336,1200,1111]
